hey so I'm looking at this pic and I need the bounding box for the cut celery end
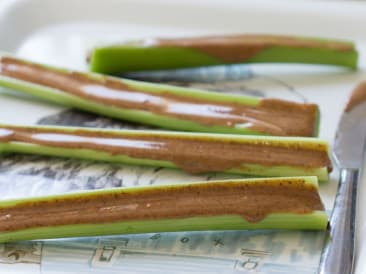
[0,212,328,243]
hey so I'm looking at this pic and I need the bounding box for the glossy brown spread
[0,57,318,137]
[146,34,354,62]
[345,82,366,112]
[0,126,331,174]
[0,178,324,231]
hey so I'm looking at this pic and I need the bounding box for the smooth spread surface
[0,126,332,174]
[345,82,366,112]
[0,178,324,231]
[0,57,318,136]
[145,34,355,62]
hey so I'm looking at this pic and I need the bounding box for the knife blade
[318,82,366,274]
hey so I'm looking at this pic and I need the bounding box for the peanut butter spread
[0,126,331,174]
[147,34,354,62]
[0,178,324,231]
[0,57,318,137]
[345,82,366,112]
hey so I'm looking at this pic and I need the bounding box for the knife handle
[318,168,359,274]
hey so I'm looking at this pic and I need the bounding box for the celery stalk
[0,176,328,243]
[88,35,358,74]
[0,124,331,181]
[0,55,320,137]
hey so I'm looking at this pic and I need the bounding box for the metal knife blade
[318,82,366,274]
[334,82,366,169]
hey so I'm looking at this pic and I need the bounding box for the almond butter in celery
[0,55,319,137]
[88,34,358,74]
[0,124,331,181]
[0,176,327,242]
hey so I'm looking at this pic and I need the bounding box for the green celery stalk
[0,124,331,181]
[0,54,320,137]
[0,176,328,242]
[88,34,358,74]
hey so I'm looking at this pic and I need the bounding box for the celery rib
[89,34,358,74]
[0,176,328,242]
[0,55,320,137]
[0,124,331,181]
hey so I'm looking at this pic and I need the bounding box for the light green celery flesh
[89,45,358,74]
[0,75,270,136]
[0,212,328,243]
[0,142,329,181]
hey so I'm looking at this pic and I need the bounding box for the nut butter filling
[0,178,324,232]
[145,34,355,62]
[0,126,332,174]
[345,82,366,112]
[0,57,318,137]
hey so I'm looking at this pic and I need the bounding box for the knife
[318,82,366,274]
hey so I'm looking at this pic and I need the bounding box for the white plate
[0,0,366,273]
